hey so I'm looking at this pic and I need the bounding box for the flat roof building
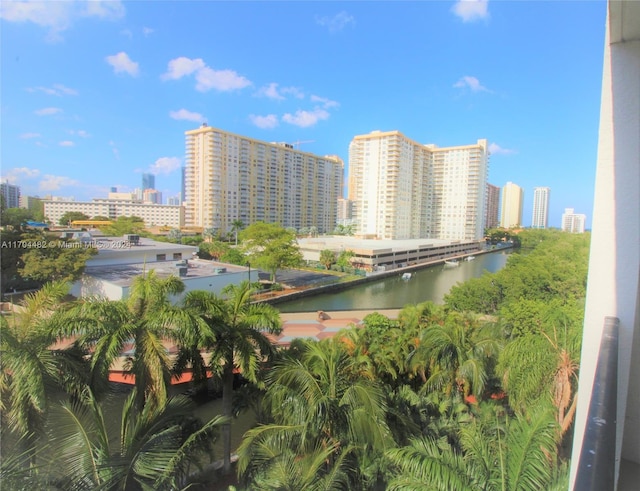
[500,181,524,228]
[532,187,550,229]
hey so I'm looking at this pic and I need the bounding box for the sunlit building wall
[348,130,488,240]
[500,181,523,228]
[184,124,343,234]
[561,208,586,233]
[532,186,550,228]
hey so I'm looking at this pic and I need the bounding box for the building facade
[485,183,501,230]
[561,207,586,233]
[142,173,155,191]
[184,124,343,234]
[348,130,488,241]
[500,181,524,228]
[44,198,184,228]
[531,186,550,229]
[1,181,20,209]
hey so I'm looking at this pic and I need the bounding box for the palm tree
[1,282,89,450]
[386,407,560,491]
[238,339,391,489]
[408,312,501,401]
[54,270,210,412]
[186,281,281,475]
[231,219,244,246]
[47,387,226,490]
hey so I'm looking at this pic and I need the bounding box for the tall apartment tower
[142,173,155,191]
[561,208,586,233]
[348,130,488,241]
[500,181,524,228]
[184,124,343,234]
[485,183,501,230]
[532,187,550,228]
[1,180,20,209]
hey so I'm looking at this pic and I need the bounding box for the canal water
[277,250,513,312]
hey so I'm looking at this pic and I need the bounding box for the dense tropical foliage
[0,228,589,489]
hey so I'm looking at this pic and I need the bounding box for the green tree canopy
[102,215,145,236]
[239,222,302,282]
[59,211,90,226]
[1,208,36,231]
[19,237,98,284]
[319,249,336,269]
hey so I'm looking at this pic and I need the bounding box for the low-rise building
[71,235,255,301]
[297,236,483,272]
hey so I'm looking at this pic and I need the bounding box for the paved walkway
[279,308,401,322]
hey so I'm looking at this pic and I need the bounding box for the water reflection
[277,251,512,312]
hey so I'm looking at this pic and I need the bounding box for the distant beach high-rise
[500,181,524,228]
[561,208,586,233]
[485,183,501,230]
[532,187,550,229]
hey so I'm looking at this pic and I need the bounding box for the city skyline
[1,1,606,228]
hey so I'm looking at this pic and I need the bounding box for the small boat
[465,256,476,261]
[444,259,460,267]
[401,272,412,280]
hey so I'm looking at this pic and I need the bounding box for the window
[156,254,166,261]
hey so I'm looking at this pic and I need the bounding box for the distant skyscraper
[142,173,155,190]
[110,186,118,193]
[561,208,586,233]
[485,183,500,230]
[532,187,550,229]
[349,130,489,240]
[1,180,20,208]
[500,182,524,228]
[181,166,186,204]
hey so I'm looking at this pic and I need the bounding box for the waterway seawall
[263,245,513,308]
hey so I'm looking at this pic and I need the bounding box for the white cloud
[1,167,41,184]
[106,52,139,77]
[258,83,285,100]
[281,86,305,99]
[453,75,491,93]
[316,11,355,33]
[195,67,251,92]
[161,57,206,80]
[149,157,181,175]
[489,143,516,155]
[249,114,279,129]
[282,108,330,128]
[34,107,62,116]
[59,140,75,147]
[169,109,205,123]
[0,0,125,41]
[26,84,77,96]
[310,95,339,109]
[39,174,81,192]
[162,56,251,92]
[20,132,41,139]
[142,26,154,36]
[452,0,490,23]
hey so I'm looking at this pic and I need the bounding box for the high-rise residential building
[1,180,20,209]
[532,187,551,228]
[142,173,155,190]
[336,198,355,227]
[500,182,524,228]
[184,124,343,234]
[561,208,586,233]
[348,130,488,241]
[485,183,501,230]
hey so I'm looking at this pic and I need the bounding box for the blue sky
[1,0,606,228]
